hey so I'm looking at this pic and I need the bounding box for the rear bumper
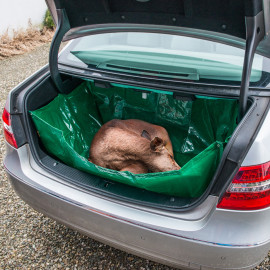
[4,144,270,270]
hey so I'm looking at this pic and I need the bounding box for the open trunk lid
[45,0,269,119]
[46,0,264,39]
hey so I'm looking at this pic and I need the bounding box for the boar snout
[147,137,181,172]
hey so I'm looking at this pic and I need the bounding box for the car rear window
[59,32,270,88]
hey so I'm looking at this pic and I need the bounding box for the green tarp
[30,81,238,197]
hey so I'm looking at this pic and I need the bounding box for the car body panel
[242,108,270,166]
[4,143,270,270]
[5,143,270,246]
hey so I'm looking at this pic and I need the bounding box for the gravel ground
[0,44,270,270]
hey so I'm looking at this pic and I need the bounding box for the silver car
[3,0,270,269]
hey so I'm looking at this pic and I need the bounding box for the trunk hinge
[49,9,70,93]
[239,11,265,120]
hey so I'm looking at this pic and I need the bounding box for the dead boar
[89,119,181,174]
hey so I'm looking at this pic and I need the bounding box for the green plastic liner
[30,81,238,198]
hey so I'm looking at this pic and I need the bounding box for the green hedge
[43,10,54,29]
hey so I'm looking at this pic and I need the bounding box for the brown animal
[89,119,181,174]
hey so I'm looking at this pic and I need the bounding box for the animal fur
[89,119,181,174]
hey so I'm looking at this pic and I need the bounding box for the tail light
[2,107,18,148]
[217,161,270,210]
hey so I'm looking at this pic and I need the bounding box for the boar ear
[150,137,164,152]
[141,130,151,141]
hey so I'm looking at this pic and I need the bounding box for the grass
[0,22,55,59]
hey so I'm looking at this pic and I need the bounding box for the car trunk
[22,72,261,210]
[19,0,268,210]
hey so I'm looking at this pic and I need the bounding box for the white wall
[0,0,47,36]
